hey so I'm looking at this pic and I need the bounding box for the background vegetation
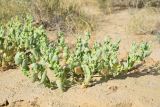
[98,0,160,14]
[0,0,160,34]
[0,0,95,33]
[127,7,160,34]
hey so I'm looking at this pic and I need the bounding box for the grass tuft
[127,7,160,35]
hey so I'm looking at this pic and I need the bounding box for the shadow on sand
[90,62,160,87]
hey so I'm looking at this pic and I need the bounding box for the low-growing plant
[0,16,151,91]
[68,32,151,87]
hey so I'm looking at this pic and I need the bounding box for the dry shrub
[0,0,29,24]
[98,0,160,14]
[31,0,95,33]
[127,7,160,35]
[0,0,95,33]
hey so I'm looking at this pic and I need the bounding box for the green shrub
[0,16,151,91]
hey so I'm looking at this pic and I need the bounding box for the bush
[0,0,30,24]
[127,7,160,34]
[30,0,95,32]
[98,0,127,14]
[97,0,160,14]
[0,0,95,33]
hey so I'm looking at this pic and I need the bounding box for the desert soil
[0,9,160,107]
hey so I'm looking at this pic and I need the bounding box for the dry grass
[127,7,160,35]
[0,0,29,24]
[30,0,95,33]
[0,0,95,33]
[0,0,160,33]
[97,0,160,14]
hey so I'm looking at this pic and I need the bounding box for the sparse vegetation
[97,0,160,14]
[0,0,159,33]
[0,0,95,33]
[127,7,160,34]
[31,0,95,32]
[0,0,29,24]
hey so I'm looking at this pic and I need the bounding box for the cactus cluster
[0,16,151,91]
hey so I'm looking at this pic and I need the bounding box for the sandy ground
[0,60,160,107]
[0,9,160,107]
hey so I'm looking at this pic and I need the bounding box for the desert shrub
[0,0,95,33]
[127,7,160,34]
[0,0,30,24]
[30,0,95,32]
[97,0,160,14]
[98,0,128,14]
